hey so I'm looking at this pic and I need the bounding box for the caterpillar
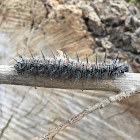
[14,51,129,81]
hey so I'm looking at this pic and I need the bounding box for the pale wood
[0,65,139,93]
[0,0,140,140]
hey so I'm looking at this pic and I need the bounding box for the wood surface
[0,0,140,140]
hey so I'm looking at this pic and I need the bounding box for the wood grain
[0,0,140,140]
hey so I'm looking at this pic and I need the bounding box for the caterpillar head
[121,64,129,72]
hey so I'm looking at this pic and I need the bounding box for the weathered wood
[0,0,140,140]
[0,65,139,93]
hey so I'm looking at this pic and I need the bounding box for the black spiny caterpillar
[14,51,129,81]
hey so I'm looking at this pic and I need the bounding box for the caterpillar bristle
[113,51,119,64]
[13,58,18,62]
[102,52,107,64]
[41,50,46,60]
[76,52,79,62]
[17,53,24,61]
[95,54,97,65]
[86,54,88,64]
[51,50,56,60]
[29,51,35,60]
[65,52,69,60]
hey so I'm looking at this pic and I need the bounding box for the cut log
[0,0,140,140]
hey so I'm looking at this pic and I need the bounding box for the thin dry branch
[0,65,139,93]
[32,90,135,140]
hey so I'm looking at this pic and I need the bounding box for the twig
[32,90,136,140]
[0,65,140,93]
